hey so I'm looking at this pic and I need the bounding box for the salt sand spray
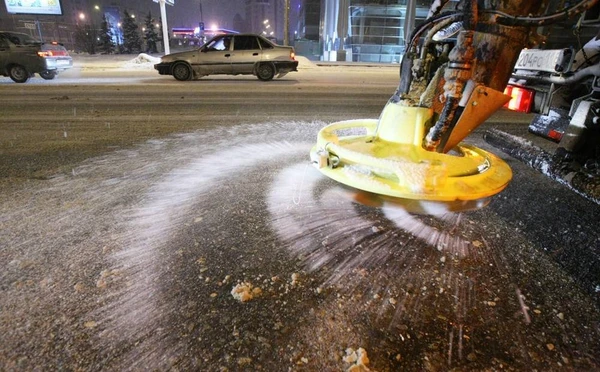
[85,120,497,369]
[1,120,539,369]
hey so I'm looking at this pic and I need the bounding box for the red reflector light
[503,85,534,113]
[548,129,563,141]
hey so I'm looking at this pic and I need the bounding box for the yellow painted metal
[311,104,512,201]
[376,104,432,145]
[442,85,512,153]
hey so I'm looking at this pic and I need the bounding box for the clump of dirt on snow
[231,281,262,302]
[343,347,371,371]
[291,272,300,286]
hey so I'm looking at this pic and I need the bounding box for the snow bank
[123,53,162,69]
[296,56,317,70]
[72,53,162,70]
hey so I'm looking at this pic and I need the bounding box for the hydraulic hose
[512,63,600,84]
[488,0,600,27]
[424,0,478,152]
[396,11,462,97]
[427,0,452,19]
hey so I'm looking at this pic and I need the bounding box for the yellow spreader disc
[309,104,512,202]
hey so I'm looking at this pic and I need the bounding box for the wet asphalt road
[1,66,599,371]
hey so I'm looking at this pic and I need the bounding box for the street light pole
[35,16,43,40]
[199,1,203,23]
[283,0,290,46]
[158,0,170,54]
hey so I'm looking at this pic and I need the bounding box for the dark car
[155,33,298,81]
[0,31,73,83]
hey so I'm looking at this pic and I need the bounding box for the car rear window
[4,33,39,45]
[257,37,274,50]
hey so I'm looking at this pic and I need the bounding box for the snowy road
[1,58,599,371]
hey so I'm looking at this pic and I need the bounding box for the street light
[79,13,85,21]
[116,22,122,51]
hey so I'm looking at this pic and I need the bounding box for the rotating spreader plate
[310,106,512,202]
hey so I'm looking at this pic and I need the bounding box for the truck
[310,0,600,205]
[486,32,600,203]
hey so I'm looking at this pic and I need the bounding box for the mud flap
[528,107,570,143]
[483,128,600,204]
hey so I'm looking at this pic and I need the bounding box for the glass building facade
[321,0,434,63]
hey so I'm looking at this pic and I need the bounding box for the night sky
[168,0,244,29]
[166,0,303,32]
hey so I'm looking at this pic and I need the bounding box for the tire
[9,65,30,83]
[172,62,193,81]
[256,63,275,81]
[40,70,57,80]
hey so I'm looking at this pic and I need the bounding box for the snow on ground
[72,53,162,70]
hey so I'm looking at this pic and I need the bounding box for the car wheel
[9,65,30,83]
[256,63,275,81]
[172,63,192,81]
[40,70,57,80]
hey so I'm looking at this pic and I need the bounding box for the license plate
[514,49,571,73]
[56,59,71,66]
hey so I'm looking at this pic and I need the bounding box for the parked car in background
[0,31,73,83]
[155,33,298,81]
